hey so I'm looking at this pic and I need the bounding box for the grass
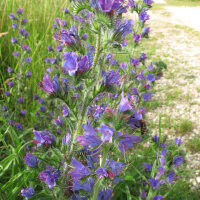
[166,88,182,101]
[186,136,200,153]
[0,0,69,95]
[175,119,194,135]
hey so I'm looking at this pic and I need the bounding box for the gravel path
[146,2,200,186]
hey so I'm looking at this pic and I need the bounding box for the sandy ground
[166,6,200,32]
[147,2,200,185]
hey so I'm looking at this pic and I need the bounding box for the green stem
[93,27,101,69]
[91,146,110,200]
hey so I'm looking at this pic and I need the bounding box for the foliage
[0,0,198,200]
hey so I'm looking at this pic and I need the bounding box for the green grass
[167,0,200,6]
[175,119,194,135]
[186,136,200,153]
[0,0,69,95]
[166,88,182,101]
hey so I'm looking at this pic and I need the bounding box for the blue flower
[146,74,155,82]
[69,158,91,181]
[102,69,120,85]
[73,178,94,193]
[133,33,141,43]
[152,195,163,200]
[118,134,141,154]
[174,138,182,146]
[143,163,153,171]
[24,153,37,167]
[98,188,113,200]
[21,186,35,199]
[143,92,153,101]
[118,92,132,113]
[139,11,150,23]
[95,167,108,179]
[108,160,125,176]
[98,123,114,143]
[40,169,61,189]
[63,52,78,76]
[33,130,55,147]
[148,176,160,189]
[173,156,184,167]
[166,171,175,184]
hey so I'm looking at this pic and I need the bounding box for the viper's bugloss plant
[1,1,193,200]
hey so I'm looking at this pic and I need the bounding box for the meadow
[0,0,200,199]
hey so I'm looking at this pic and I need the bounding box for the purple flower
[118,92,132,112]
[108,160,125,176]
[21,18,28,25]
[33,130,55,147]
[9,13,16,19]
[24,153,37,167]
[114,19,133,38]
[78,55,90,72]
[133,33,141,43]
[98,0,116,13]
[152,134,159,142]
[129,0,135,7]
[147,62,153,71]
[11,37,17,43]
[4,91,11,96]
[130,57,140,67]
[139,11,150,23]
[73,178,94,193]
[17,8,23,15]
[146,74,155,83]
[102,69,120,85]
[63,52,78,76]
[47,45,53,51]
[22,44,31,52]
[95,167,108,179]
[143,92,153,101]
[40,169,61,189]
[128,112,142,129]
[26,70,32,77]
[81,33,88,40]
[152,196,163,200]
[21,186,35,199]
[20,110,26,116]
[15,123,24,130]
[62,132,71,145]
[144,0,154,5]
[12,23,18,28]
[53,116,64,126]
[120,62,127,70]
[2,106,7,112]
[131,86,138,95]
[13,52,20,57]
[140,190,146,199]
[174,138,182,146]
[62,106,69,117]
[39,74,60,94]
[156,166,165,179]
[69,158,91,181]
[19,28,26,35]
[142,27,150,36]
[33,94,39,100]
[98,123,114,143]
[98,188,113,200]
[38,98,45,104]
[7,81,14,87]
[24,57,31,63]
[140,53,147,61]
[166,171,175,184]
[148,176,160,189]
[63,8,69,14]
[118,134,141,154]
[159,156,166,166]
[40,106,46,112]
[160,148,167,157]
[7,67,13,73]
[173,156,184,167]
[143,163,153,171]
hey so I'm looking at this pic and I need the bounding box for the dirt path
[146,2,200,185]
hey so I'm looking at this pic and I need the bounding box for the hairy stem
[93,27,101,69]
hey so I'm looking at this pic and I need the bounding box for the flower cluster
[2,1,188,200]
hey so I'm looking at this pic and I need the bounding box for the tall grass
[0,0,69,99]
